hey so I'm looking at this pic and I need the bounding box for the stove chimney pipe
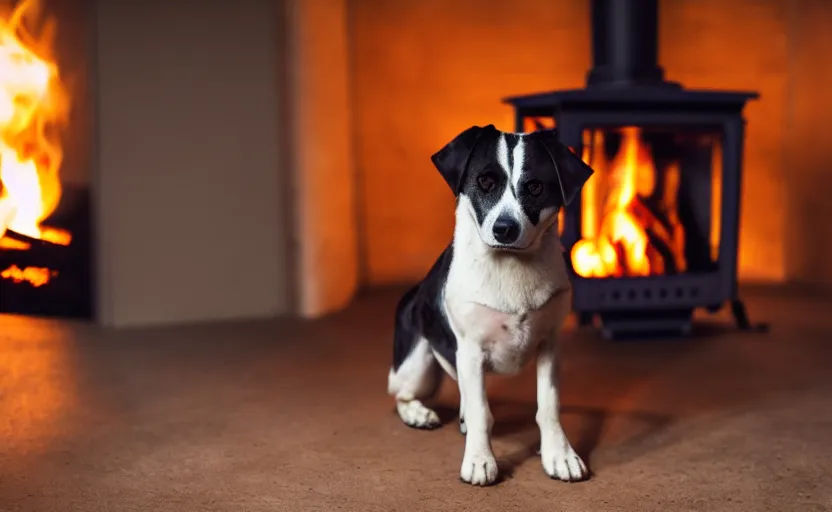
[586,0,671,87]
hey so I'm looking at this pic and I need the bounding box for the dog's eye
[477,173,496,192]
[526,180,544,196]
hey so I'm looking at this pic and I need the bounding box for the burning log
[628,196,686,274]
[0,227,71,275]
[644,229,678,274]
[645,245,665,275]
[2,227,64,249]
[0,265,55,287]
[0,236,29,250]
[613,241,628,277]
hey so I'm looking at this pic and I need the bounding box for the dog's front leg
[536,336,588,482]
[456,341,498,486]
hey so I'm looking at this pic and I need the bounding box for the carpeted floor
[1,285,831,511]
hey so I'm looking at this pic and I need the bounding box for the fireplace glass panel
[571,125,723,279]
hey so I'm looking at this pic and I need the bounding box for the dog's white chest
[473,304,539,374]
[446,293,569,375]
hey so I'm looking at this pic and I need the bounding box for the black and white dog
[386,125,594,486]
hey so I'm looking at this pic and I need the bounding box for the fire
[1,264,55,287]
[0,0,69,287]
[571,127,686,278]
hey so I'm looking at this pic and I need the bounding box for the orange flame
[0,0,70,246]
[571,127,686,278]
[0,0,69,288]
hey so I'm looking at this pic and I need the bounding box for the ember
[0,264,55,287]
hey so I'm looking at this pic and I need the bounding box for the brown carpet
[1,286,831,511]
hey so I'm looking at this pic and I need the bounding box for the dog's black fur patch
[530,129,595,208]
[392,246,457,371]
[459,130,509,225]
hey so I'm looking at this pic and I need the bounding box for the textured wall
[351,0,792,285]
[94,0,290,326]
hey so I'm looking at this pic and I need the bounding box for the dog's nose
[492,216,520,244]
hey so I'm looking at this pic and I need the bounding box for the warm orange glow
[0,0,69,286]
[710,140,722,263]
[1,263,55,286]
[0,315,79,452]
[571,127,687,278]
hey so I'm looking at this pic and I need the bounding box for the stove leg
[730,299,769,332]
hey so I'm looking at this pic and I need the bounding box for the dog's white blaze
[511,137,525,190]
[496,134,528,188]
[496,134,511,178]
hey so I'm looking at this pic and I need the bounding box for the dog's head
[431,125,594,252]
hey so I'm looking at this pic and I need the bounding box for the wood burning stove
[504,0,764,338]
[0,0,93,319]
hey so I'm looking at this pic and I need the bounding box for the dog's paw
[460,450,499,486]
[541,444,589,482]
[396,400,441,429]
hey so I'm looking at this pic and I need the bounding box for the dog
[386,125,594,486]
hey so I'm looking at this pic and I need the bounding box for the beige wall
[94,0,290,326]
[350,0,797,286]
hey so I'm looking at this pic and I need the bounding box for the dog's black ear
[533,129,594,207]
[431,124,494,196]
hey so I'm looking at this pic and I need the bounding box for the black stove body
[504,0,762,338]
